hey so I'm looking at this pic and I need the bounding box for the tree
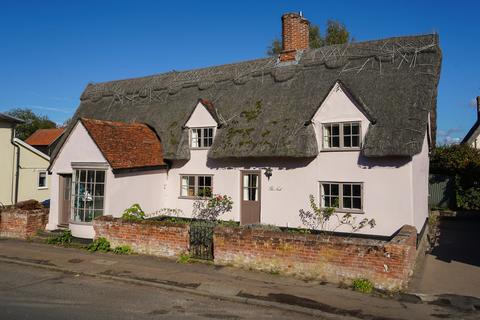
[6,108,57,141]
[267,20,352,56]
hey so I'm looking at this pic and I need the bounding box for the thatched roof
[52,34,441,161]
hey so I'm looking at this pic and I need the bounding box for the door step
[57,224,69,230]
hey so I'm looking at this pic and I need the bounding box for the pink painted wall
[411,132,429,231]
[48,121,167,238]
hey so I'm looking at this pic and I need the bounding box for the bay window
[72,169,106,223]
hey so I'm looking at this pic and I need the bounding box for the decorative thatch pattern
[53,34,441,161]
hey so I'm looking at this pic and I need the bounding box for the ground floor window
[72,169,106,223]
[320,182,363,211]
[180,175,213,198]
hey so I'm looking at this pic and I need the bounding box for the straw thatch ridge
[51,33,441,161]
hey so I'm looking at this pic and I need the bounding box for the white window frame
[189,127,215,149]
[180,174,213,199]
[322,121,361,151]
[71,168,107,224]
[37,171,48,189]
[320,181,363,213]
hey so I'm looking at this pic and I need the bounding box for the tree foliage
[267,20,352,56]
[6,108,57,141]
[430,145,480,210]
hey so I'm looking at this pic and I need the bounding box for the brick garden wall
[0,208,48,239]
[93,216,189,258]
[214,225,417,290]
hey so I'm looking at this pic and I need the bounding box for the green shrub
[87,237,111,252]
[177,253,191,264]
[112,245,133,254]
[352,278,374,294]
[122,203,145,222]
[46,230,73,245]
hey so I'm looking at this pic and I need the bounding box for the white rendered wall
[411,132,429,232]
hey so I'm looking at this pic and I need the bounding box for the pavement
[409,213,480,299]
[0,239,478,319]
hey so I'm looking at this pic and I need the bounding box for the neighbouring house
[461,96,480,148]
[0,112,51,206]
[25,127,65,156]
[47,13,442,239]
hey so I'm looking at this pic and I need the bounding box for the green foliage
[267,21,352,56]
[430,145,480,210]
[6,108,57,141]
[46,230,73,245]
[122,203,145,221]
[299,195,375,235]
[177,253,192,264]
[193,194,234,221]
[87,237,111,252]
[325,20,351,45]
[112,245,133,254]
[352,278,374,294]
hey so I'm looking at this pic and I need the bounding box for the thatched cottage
[47,13,441,239]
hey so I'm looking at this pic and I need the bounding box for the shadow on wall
[356,154,411,169]
[206,157,316,171]
[430,213,480,267]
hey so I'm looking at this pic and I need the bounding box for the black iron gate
[189,221,214,260]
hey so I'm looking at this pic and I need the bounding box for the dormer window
[190,127,214,148]
[323,122,361,150]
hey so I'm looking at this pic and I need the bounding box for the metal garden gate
[189,221,215,260]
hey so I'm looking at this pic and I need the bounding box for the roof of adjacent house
[461,120,480,145]
[80,118,166,171]
[52,34,442,161]
[25,128,65,146]
[0,112,24,124]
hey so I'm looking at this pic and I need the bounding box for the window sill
[69,220,94,226]
[37,186,48,190]
[190,147,211,150]
[178,196,211,200]
[321,208,364,214]
[321,148,361,152]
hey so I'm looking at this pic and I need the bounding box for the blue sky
[0,1,479,144]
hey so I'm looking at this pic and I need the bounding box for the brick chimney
[477,96,480,120]
[280,12,310,62]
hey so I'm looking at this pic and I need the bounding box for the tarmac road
[0,261,319,320]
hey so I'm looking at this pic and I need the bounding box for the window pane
[80,170,86,183]
[95,171,105,183]
[352,124,359,135]
[332,136,340,147]
[331,184,339,196]
[343,197,352,209]
[344,136,351,148]
[332,124,339,136]
[191,129,199,148]
[353,184,361,196]
[93,197,104,210]
[322,184,330,195]
[344,124,351,135]
[353,197,362,209]
[343,184,351,196]
[352,136,360,147]
[87,170,95,183]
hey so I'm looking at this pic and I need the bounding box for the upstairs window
[38,171,47,189]
[190,127,214,148]
[320,182,363,212]
[323,122,361,149]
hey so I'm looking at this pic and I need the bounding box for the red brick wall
[214,225,417,290]
[93,216,189,258]
[0,209,48,239]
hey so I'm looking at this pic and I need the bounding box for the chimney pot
[280,12,310,62]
